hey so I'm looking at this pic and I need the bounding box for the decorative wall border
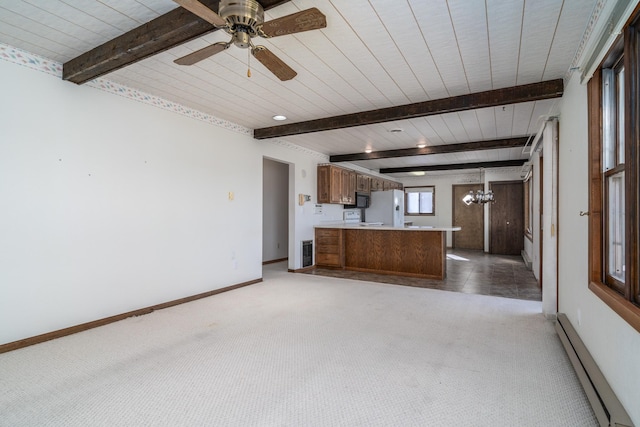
[1,42,332,161]
[0,44,62,76]
[0,43,252,136]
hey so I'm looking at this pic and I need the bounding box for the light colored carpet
[0,263,597,426]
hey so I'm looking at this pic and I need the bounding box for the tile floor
[304,249,541,301]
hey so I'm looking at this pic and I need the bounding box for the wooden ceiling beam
[380,159,527,174]
[63,0,291,84]
[329,136,530,162]
[254,79,563,139]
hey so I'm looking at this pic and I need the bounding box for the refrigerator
[367,189,405,227]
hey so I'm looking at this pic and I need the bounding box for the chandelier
[462,168,495,205]
[462,189,494,205]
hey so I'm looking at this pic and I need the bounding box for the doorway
[489,181,524,255]
[262,158,289,266]
[452,184,484,250]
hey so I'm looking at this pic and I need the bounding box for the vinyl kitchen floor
[305,249,541,301]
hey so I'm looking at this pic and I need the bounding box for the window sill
[589,281,640,333]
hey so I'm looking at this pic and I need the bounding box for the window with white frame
[405,186,435,215]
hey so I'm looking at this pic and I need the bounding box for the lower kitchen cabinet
[314,226,448,279]
[315,228,344,267]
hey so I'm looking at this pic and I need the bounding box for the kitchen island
[314,224,461,280]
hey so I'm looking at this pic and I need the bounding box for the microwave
[344,193,370,209]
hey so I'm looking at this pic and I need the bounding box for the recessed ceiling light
[365,148,373,153]
[389,128,403,133]
[417,143,427,148]
[410,171,426,176]
[272,115,287,121]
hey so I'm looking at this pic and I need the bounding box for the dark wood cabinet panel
[315,228,344,267]
[314,227,446,279]
[341,168,356,204]
[330,166,343,203]
[317,165,330,203]
[371,177,384,191]
[344,229,445,279]
[317,164,348,204]
[356,174,371,193]
[318,165,401,202]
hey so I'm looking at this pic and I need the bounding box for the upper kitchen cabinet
[342,168,356,204]
[317,164,355,204]
[317,165,401,203]
[371,177,384,191]
[384,180,403,191]
[356,174,371,194]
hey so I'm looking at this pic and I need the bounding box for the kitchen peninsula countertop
[315,222,461,232]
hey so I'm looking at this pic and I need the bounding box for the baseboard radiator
[555,313,634,427]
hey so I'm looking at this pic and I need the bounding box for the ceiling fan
[173,0,327,80]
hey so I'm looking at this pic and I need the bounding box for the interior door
[489,181,524,255]
[452,184,484,250]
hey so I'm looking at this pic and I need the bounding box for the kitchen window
[587,10,640,333]
[405,186,435,215]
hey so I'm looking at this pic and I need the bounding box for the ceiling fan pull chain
[247,48,251,78]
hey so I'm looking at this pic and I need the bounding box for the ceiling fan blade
[260,8,327,38]
[173,0,227,27]
[253,47,297,81]
[174,42,229,65]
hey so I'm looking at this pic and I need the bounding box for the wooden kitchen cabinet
[383,180,403,190]
[370,177,384,191]
[356,174,371,193]
[315,226,448,279]
[318,165,401,202]
[315,228,344,268]
[317,164,355,204]
[344,168,356,204]
[317,164,331,202]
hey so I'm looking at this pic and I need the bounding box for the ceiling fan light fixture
[272,115,287,121]
[172,0,326,81]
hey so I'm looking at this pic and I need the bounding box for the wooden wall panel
[344,229,445,279]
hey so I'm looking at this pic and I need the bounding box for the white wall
[262,158,288,262]
[558,71,640,424]
[400,169,522,248]
[0,52,335,344]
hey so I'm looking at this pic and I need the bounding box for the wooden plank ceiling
[0,0,597,176]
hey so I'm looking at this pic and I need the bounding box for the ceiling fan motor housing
[220,0,264,47]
